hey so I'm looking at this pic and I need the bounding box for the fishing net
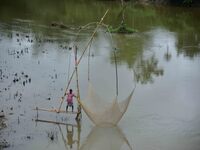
[79,82,134,126]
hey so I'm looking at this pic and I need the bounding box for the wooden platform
[34,107,78,114]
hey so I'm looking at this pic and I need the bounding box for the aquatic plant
[108,23,137,34]
[46,130,58,142]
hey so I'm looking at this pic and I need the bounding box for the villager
[66,89,76,112]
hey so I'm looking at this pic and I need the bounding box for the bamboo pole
[57,9,109,112]
[113,50,119,96]
[35,119,77,127]
[74,46,81,120]
[36,107,39,119]
[76,9,109,65]
[88,41,92,81]
[33,108,78,114]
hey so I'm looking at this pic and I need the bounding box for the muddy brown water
[0,0,200,150]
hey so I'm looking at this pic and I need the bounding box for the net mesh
[80,82,134,126]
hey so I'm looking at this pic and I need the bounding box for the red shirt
[67,93,75,103]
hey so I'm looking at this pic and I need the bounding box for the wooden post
[114,50,119,96]
[74,46,82,121]
[88,42,92,81]
[36,107,39,119]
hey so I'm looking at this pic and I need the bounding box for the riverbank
[132,0,200,6]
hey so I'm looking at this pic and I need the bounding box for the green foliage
[183,0,193,5]
[108,23,137,34]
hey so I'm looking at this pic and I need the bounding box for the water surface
[0,0,200,150]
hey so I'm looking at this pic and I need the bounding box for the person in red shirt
[66,89,76,112]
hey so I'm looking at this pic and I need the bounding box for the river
[0,0,200,150]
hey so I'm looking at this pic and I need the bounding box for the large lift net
[79,82,134,126]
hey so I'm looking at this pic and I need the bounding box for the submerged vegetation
[0,115,9,149]
[134,55,164,84]
[46,130,58,142]
[108,23,137,34]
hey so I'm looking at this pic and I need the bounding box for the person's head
[69,89,73,93]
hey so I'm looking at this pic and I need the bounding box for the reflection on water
[36,121,132,150]
[58,120,81,150]
[80,126,132,150]
[66,125,75,148]
[134,55,164,84]
[164,48,172,62]
[177,32,200,58]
